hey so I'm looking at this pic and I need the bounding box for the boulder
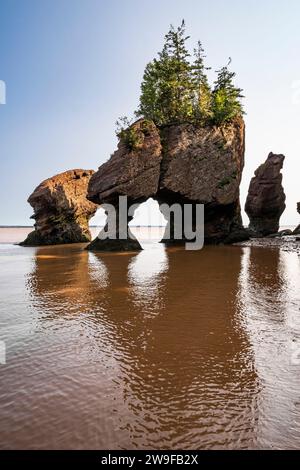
[293,225,300,235]
[266,229,293,238]
[21,169,98,246]
[245,153,286,236]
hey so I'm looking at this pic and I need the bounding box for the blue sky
[0,0,300,225]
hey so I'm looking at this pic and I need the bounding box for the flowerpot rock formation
[245,153,286,237]
[21,169,98,246]
[87,117,248,251]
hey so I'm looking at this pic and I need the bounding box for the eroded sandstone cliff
[21,169,98,246]
[87,117,247,251]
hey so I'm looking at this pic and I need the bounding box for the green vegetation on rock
[117,20,244,140]
[116,117,144,151]
[211,59,244,125]
[115,117,154,151]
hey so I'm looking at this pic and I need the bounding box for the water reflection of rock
[122,246,259,449]
[127,245,168,319]
[239,247,300,449]
[27,244,101,319]
[27,244,259,449]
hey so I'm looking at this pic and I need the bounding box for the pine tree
[136,20,194,125]
[212,58,244,125]
[134,22,244,128]
[191,41,212,123]
[138,60,163,124]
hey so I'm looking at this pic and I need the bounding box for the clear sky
[0,0,300,226]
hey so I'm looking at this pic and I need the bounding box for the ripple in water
[0,229,300,449]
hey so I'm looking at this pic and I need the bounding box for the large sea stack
[245,153,286,236]
[21,169,98,246]
[87,117,247,251]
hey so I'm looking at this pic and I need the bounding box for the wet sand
[0,228,300,449]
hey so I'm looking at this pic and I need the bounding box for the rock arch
[86,118,248,251]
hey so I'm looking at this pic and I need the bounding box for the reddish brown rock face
[245,153,286,236]
[88,119,162,205]
[159,118,245,204]
[157,117,245,243]
[87,117,247,251]
[21,170,98,246]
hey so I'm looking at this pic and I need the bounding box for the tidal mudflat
[0,228,300,449]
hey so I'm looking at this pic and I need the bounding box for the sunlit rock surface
[245,153,286,236]
[87,117,247,251]
[21,169,98,246]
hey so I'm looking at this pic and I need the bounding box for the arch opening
[129,198,167,246]
[89,207,107,241]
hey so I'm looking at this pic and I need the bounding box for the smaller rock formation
[266,229,293,238]
[245,153,286,236]
[21,169,98,246]
[293,203,300,235]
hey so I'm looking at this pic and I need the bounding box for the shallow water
[0,228,300,449]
